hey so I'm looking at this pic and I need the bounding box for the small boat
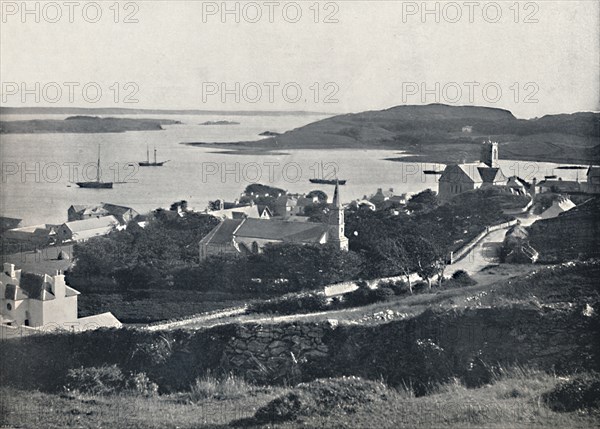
[555,166,586,170]
[423,170,443,175]
[544,175,557,180]
[139,146,169,167]
[309,161,346,185]
[309,178,347,185]
[77,145,113,189]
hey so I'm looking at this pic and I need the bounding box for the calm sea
[0,113,586,225]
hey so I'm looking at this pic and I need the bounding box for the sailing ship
[309,161,347,185]
[139,146,169,167]
[76,146,113,189]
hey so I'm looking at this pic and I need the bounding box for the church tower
[329,182,349,251]
[481,140,499,168]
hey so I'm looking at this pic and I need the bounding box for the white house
[57,215,120,243]
[1,263,121,337]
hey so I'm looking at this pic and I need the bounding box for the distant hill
[0,116,182,134]
[0,106,330,116]
[186,104,600,164]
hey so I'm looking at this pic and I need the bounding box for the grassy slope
[2,369,598,429]
[186,104,600,164]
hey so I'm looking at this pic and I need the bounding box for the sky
[1,0,598,118]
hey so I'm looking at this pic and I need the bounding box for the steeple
[333,180,342,208]
[329,181,349,251]
[481,139,499,168]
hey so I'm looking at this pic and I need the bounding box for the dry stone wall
[222,322,333,383]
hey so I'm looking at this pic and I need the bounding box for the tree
[411,237,440,289]
[377,236,415,293]
[406,189,439,213]
[307,190,328,202]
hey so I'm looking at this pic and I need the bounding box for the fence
[448,219,519,264]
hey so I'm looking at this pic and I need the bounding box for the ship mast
[154,147,157,164]
[146,145,150,163]
[97,145,101,182]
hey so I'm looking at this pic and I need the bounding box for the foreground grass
[2,368,598,428]
[0,386,286,429]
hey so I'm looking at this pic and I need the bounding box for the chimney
[3,263,15,278]
[51,271,66,299]
[377,188,383,194]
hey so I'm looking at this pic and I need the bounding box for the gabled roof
[478,167,507,184]
[234,218,328,243]
[4,284,28,301]
[439,163,483,184]
[199,219,243,246]
[102,203,136,216]
[62,216,119,233]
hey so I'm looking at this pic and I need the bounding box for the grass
[187,373,255,402]
[3,367,597,428]
[78,290,257,323]
[170,260,600,330]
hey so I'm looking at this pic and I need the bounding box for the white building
[1,263,121,337]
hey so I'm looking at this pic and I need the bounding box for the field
[2,369,598,428]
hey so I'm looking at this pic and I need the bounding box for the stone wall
[222,322,333,383]
[2,304,598,393]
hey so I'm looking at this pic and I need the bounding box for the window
[6,303,12,311]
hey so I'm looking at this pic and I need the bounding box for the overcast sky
[1,0,598,118]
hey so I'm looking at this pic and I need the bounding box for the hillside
[529,197,600,262]
[186,104,600,164]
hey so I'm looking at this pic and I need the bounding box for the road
[449,227,508,276]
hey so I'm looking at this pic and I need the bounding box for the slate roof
[200,218,329,248]
[439,164,483,184]
[63,216,119,233]
[477,167,507,184]
[199,219,243,246]
[234,218,328,243]
[4,284,28,301]
[8,273,80,301]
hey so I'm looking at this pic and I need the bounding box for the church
[438,140,511,201]
[199,183,349,259]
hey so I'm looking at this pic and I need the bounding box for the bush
[412,281,428,293]
[188,372,252,401]
[344,284,394,308]
[248,293,328,315]
[66,365,126,395]
[442,270,477,288]
[542,376,600,412]
[372,287,395,301]
[128,372,159,397]
[378,280,409,296]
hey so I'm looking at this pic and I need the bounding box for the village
[2,140,599,337]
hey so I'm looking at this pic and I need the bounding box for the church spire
[329,181,349,251]
[333,180,341,209]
